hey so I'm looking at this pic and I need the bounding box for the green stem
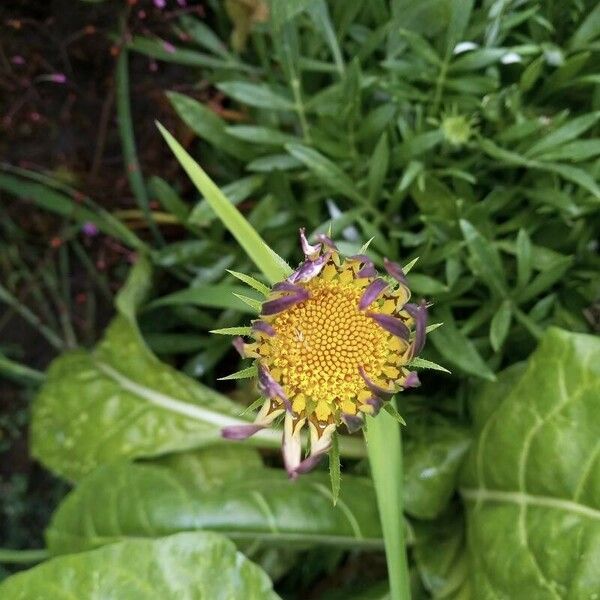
[0,549,49,564]
[366,400,411,600]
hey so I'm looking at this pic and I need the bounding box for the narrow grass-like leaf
[211,326,253,336]
[383,402,407,425]
[408,357,451,374]
[233,293,262,312]
[329,432,341,506]
[157,122,291,284]
[403,257,419,273]
[227,270,270,295]
[490,300,512,352]
[219,366,258,381]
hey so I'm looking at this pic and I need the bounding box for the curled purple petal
[384,258,407,284]
[359,278,389,310]
[232,336,246,357]
[368,312,410,340]
[257,364,292,412]
[288,252,331,284]
[405,301,428,355]
[403,371,421,388]
[252,320,275,336]
[366,396,384,416]
[293,453,326,477]
[221,423,264,440]
[357,264,377,278]
[299,228,321,256]
[315,233,338,251]
[261,290,308,315]
[272,281,306,293]
[359,365,394,398]
[342,413,364,433]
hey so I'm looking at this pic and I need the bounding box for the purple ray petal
[272,281,305,293]
[288,252,330,284]
[261,290,309,315]
[384,258,407,284]
[368,312,410,340]
[357,264,377,278]
[299,228,321,256]
[232,336,246,357]
[403,371,421,388]
[252,320,275,336]
[257,364,292,412]
[315,233,338,251]
[404,300,428,355]
[359,278,389,310]
[366,396,384,416]
[359,365,394,398]
[342,413,364,433]
[221,423,264,440]
[292,453,327,477]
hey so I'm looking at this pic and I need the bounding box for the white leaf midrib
[460,488,600,521]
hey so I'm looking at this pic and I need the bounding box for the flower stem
[366,399,411,600]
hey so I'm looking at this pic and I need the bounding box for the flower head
[222,229,428,478]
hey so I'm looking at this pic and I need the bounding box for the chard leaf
[460,328,600,597]
[45,449,383,555]
[0,532,278,599]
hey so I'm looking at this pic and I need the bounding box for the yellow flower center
[256,262,410,422]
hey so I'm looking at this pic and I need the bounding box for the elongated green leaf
[489,300,512,352]
[217,82,294,110]
[168,92,253,161]
[430,310,496,381]
[227,270,270,295]
[46,450,383,554]
[460,328,600,597]
[157,123,291,284]
[0,532,278,599]
[149,284,263,313]
[285,143,365,203]
[459,220,506,297]
[219,365,257,380]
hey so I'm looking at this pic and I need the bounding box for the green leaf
[459,219,507,297]
[150,284,263,313]
[383,402,406,425]
[157,123,291,284]
[407,273,449,295]
[368,133,389,202]
[430,310,496,381]
[285,143,365,203]
[225,125,298,146]
[167,92,253,161]
[45,450,383,554]
[233,293,263,312]
[525,111,600,157]
[211,326,253,336]
[408,357,451,374]
[489,300,512,352]
[227,270,270,295]
[460,328,600,597]
[30,317,276,480]
[404,419,471,519]
[219,365,258,380]
[516,229,532,289]
[217,82,294,110]
[0,532,278,599]
[329,433,341,506]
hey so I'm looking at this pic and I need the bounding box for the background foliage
[1,0,599,598]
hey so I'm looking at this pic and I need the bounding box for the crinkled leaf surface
[30,317,276,480]
[46,447,383,554]
[404,418,471,520]
[0,532,279,599]
[460,327,600,598]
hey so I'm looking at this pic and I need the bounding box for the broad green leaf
[489,300,512,352]
[413,515,470,599]
[460,328,600,597]
[285,143,364,203]
[157,123,291,284]
[0,532,278,599]
[404,419,471,519]
[45,450,383,554]
[430,310,496,381]
[167,92,253,161]
[30,317,277,480]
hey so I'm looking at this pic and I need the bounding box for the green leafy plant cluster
[1,0,599,598]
